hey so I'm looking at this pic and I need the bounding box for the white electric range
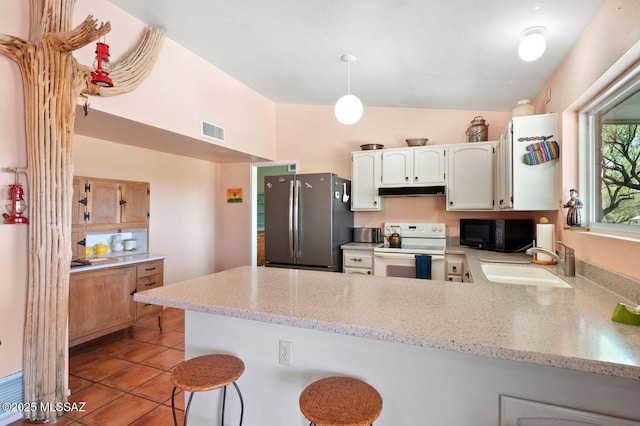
[373,222,447,280]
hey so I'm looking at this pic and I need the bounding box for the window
[580,62,640,235]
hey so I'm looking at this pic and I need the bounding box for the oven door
[373,252,445,280]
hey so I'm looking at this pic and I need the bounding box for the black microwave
[459,219,533,252]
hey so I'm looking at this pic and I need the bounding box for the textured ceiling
[106,0,605,111]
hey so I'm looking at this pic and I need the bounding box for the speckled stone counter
[340,241,383,250]
[70,253,167,274]
[135,258,640,380]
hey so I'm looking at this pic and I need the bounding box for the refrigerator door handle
[288,179,294,258]
[293,180,301,257]
[289,180,294,258]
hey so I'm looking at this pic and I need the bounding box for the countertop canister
[465,116,489,142]
[353,227,382,243]
[512,99,535,117]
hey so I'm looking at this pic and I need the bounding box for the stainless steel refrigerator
[264,173,353,272]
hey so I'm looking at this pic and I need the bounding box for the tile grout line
[63,309,186,425]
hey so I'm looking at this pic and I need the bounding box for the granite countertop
[135,253,640,380]
[70,253,167,273]
[340,242,383,250]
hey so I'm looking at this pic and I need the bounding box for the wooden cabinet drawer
[343,252,373,268]
[137,273,163,291]
[136,300,162,318]
[137,260,164,278]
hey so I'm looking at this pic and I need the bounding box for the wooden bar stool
[171,354,245,426]
[299,376,382,426]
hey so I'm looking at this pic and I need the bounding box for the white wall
[0,0,30,379]
[186,312,640,425]
[532,0,640,280]
[0,0,276,378]
[72,0,277,161]
[73,135,219,284]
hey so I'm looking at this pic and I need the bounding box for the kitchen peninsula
[135,262,640,425]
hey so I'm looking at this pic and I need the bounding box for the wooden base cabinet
[69,259,164,346]
[69,266,136,346]
[135,260,164,320]
[257,233,265,266]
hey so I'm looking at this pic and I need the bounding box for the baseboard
[0,412,22,426]
[0,371,23,425]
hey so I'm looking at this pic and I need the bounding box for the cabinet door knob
[405,176,409,182]
[144,282,156,287]
[414,176,418,181]
[145,267,156,271]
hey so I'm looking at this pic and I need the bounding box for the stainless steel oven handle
[374,252,445,260]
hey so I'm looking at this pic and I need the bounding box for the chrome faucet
[525,241,575,277]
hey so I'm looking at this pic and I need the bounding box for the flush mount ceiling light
[334,54,363,125]
[518,26,547,62]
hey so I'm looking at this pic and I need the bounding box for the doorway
[250,161,298,266]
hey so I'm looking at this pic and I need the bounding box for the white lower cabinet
[343,249,374,275]
[447,142,495,211]
[344,266,373,275]
[446,254,472,282]
[500,395,640,426]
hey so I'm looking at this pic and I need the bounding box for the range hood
[378,185,446,197]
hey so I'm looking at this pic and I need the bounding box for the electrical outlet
[279,340,292,366]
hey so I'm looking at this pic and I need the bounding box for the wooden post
[0,1,163,421]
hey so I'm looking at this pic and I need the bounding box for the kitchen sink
[480,264,572,288]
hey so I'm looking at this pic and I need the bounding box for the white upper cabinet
[381,147,446,186]
[495,130,513,209]
[350,118,558,212]
[381,148,411,186]
[413,147,446,185]
[351,150,383,211]
[498,113,559,211]
[447,142,496,211]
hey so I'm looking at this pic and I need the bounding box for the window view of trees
[600,123,640,225]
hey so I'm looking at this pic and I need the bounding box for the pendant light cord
[347,59,351,95]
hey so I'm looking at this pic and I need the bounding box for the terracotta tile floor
[10,308,186,426]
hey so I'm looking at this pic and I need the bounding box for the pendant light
[518,27,546,62]
[334,54,363,125]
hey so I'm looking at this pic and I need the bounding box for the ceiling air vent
[201,120,225,142]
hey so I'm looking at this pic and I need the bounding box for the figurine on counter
[564,188,583,227]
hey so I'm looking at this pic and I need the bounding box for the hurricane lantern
[3,171,28,224]
[91,42,114,87]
